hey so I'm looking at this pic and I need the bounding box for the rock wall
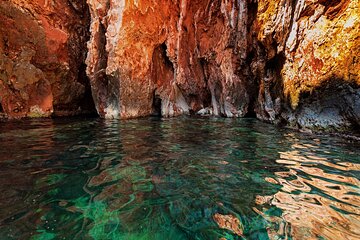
[86,0,359,131]
[0,0,95,118]
[253,0,360,131]
[86,0,258,119]
[1,0,359,131]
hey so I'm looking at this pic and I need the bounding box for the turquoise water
[0,117,359,240]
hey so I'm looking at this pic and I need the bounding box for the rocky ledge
[1,0,359,132]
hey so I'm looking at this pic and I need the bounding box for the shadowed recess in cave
[150,43,175,116]
[152,92,162,117]
[286,78,360,132]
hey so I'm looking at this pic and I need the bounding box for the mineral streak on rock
[1,0,359,131]
[86,0,258,119]
[0,0,94,118]
[86,0,359,131]
[254,0,360,130]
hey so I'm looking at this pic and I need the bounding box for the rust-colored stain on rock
[0,0,93,118]
[1,0,359,131]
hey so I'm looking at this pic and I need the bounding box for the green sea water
[0,117,359,240]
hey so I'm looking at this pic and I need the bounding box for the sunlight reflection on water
[255,140,360,239]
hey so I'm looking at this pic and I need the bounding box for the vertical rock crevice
[150,43,174,117]
[254,51,285,122]
[86,0,125,119]
[52,0,97,117]
[88,21,114,117]
[81,0,359,132]
[0,0,358,130]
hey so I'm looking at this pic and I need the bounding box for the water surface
[0,117,359,239]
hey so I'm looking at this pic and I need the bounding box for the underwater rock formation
[86,0,359,131]
[0,0,94,118]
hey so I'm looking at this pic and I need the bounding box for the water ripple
[0,117,358,239]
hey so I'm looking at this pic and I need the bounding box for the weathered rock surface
[0,0,94,118]
[1,0,359,132]
[253,0,360,131]
[86,0,258,119]
[86,0,359,131]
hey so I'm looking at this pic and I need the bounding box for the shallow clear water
[0,117,359,240]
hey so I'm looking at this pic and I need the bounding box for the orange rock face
[87,0,257,119]
[84,0,358,130]
[1,0,359,131]
[0,0,94,118]
[86,0,359,131]
[253,0,360,130]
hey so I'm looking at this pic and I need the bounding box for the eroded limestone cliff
[86,0,359,131]
[0,0,94,118]
[254,0,360,130]
[86,0,257,119]
[1,0,359,131]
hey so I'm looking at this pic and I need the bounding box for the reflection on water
[0,117,359,239]
[255,138,360,240]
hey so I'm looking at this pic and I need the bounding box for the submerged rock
[213,213,244,237]
[0,0,95,118]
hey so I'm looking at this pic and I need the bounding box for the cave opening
[152,91,162,117]
[77,62,98,117]
[265,52,286,108]
[51,0,98,118]
[244,105,257,118]
[150,43,175,117]
[296,78,360,132]
[0,102,3,113]
[198,57,213,110]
